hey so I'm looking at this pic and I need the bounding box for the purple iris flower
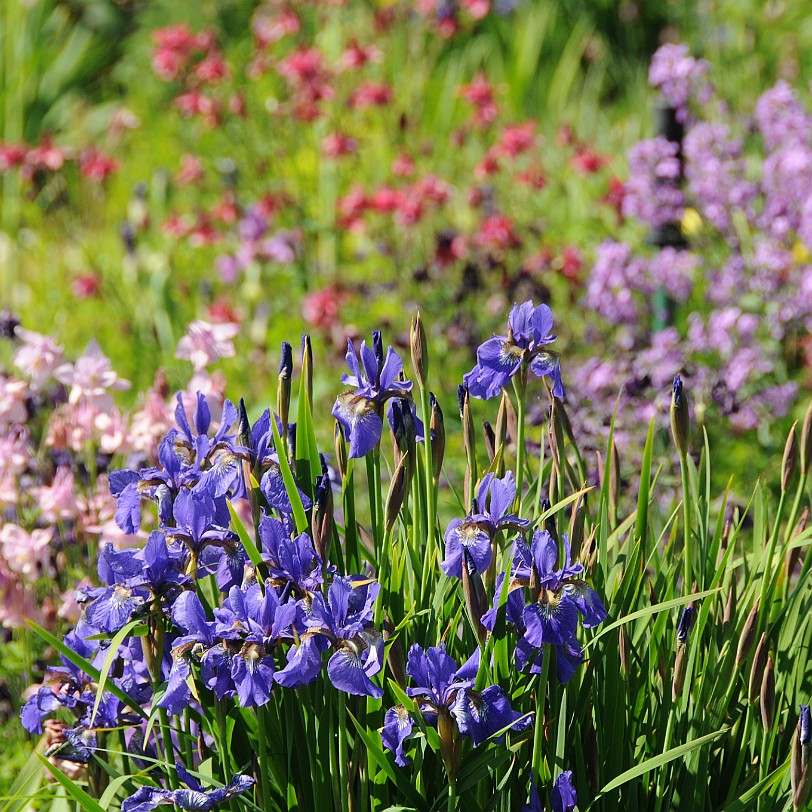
[463,301,565,400]
[84,532,190,633]
[451,684,531,745]
[484,531,606,684]
[523,773,543,812]
[110,430,185,534]
[441,472,529,579]
[277,576,383,697]
[381,705,415,766]
[551,770,578,812]
[121,762,254,812]
[382,643,528,764]
[332,336,413,459]
[259,516,324,597]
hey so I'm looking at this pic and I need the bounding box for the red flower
[194,52,229,84]
[73,273,101,299]
[392,152,415,177]
[78,149,119,182]
[516,164,547,190]
[322,133,358,158]
[473,214,521,251]
[571,147,608,174]
[495,121,536,158]
[459,72,499,127]
[302,286,347,331]
[337,40,383,71]
[0,144,27,172]
[252,7,300,48]
[349,82,392,109]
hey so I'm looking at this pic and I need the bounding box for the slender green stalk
[256,706,271,812]
[531,649,551,783]
[513,372,528,511]
[679,454,692,591]
[419,384,436,556]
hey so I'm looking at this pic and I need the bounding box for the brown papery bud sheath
[801,398,812,478]
[748,632,768,703]
[782,420,799,492]
[760,654,775,732]
[735,601,759,667]
[410,312,428,389]
[385,452,410,533]
[430,394,445,480]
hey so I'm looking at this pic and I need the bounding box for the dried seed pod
[748,632,768,703]
[334,422,348,480]
[801,399,812,478]
[736,601,760,667]
[760,654,775,732]
[410,311,428,389]
[722,584,735,634]
[430,393,445,480]
[385,453,410,533]
[782,421,799,492]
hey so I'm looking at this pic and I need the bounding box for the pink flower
[337,40,383,71]
[54,341,131,409]
[459,73,499,127]
[0,377,28,428]
[321,133,358,158]
[176,154,205,185]
[128,390,175,459]
[13,328,63,390]
[302,287,347,331]
[0,524,52,579]
[176,320,240,371]
[78,149,119,182]
[0,571,40,628]
[31,467,77,523]
[349,82,392,109]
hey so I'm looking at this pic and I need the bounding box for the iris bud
[430,393,445,480]
[735,601,760,667]
[670,375,690,458]
[277,341,293,434]
[410,312,428,389]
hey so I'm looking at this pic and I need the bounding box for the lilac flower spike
[333,336,413,458]
[463,301,564,400]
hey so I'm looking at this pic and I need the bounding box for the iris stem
[531,648,551,783]
[679,452,692,591]
[513,372,528,513]
[419,385,436,561]
[256,706,271,812]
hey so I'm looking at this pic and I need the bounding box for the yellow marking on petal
[793,240,810,263]
[681,207,702,237]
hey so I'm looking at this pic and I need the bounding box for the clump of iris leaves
[16,301,812,811]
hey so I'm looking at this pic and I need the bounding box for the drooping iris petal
[529,351,565,398]
[274,636,324,688]
[121,786,174,812]
[565,581,608,628]
[555,636,585,685]
[332,392,384,459]
[231,644,275,707]
[381,705,415,766]
[551,770,578,812]
[441,519,492,579]
[327,643,383,698]
[85,585,145,633]
[452,685,531,746]
[522,593,578,647]
[158,657,192,716]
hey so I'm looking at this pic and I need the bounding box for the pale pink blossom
[0,571,40,627]
[0,428,31,475]
[175,320,240,371]
[13,328,63,390]
[58,580,91,624]
[179,370,227,424]
[0,472,18,508]
[0,377,28,428]
[0,524,52,578]
[31,467,77,523]
[128,390,175,459]
[53,341,130,409]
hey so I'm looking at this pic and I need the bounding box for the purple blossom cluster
[648,43,711,123]
[577,44,812,459]
[622,137,685,229]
